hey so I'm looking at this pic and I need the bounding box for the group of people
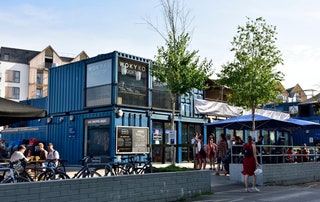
[10,142,60,168]
[193,132,234,176]
[285,143,310,163]
[192,132,260,192]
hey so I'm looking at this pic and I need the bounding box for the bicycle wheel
[37,171,54,181]
[94,167,114,177]
[38,170,70,181]
[54,170,70,180]
[113,164,131,175]
[15,176,31,183]
[134,165,152,174]
[133,167,144,174]
[1,176,30,183]
[82,169,101,178]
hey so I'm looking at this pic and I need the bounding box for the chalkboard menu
[116,126,149,154]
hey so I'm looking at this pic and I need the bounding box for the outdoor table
[26,160,46,180]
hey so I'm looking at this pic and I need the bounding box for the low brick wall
[0,170,211,202]
[230,162,320,185]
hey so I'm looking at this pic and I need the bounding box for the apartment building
[0,46,88,101]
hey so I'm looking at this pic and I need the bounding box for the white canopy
[194,99,290,119]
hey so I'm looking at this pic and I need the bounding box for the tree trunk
[171,94,176,165]
[251,107,256,135]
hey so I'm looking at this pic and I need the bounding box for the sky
[1,0,320,95]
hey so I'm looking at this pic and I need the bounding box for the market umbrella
[206,114,320,131]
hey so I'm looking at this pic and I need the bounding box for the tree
[149,0,213,164]
[217,17,284,131]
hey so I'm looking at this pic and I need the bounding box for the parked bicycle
[37,160,70,181]
[71,155,112,178]
[0,160,30,183]
[111,154,152,175]
[132,156,152,174]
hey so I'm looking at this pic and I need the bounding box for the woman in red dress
[241,135,260,192]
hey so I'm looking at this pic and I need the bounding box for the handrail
[230,144,320,164]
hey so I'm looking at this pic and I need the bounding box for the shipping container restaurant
[2,51,207,165]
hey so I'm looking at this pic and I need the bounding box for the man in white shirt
[46,143,60,167]
[10,145,29,162]
[226,134,233,150]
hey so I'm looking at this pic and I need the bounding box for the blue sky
[1,0,320,94]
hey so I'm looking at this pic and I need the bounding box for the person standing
[226,134,233,150]
[215,134,228,175]
[256,135,266,164]
[206,138,217,170]
[46,143,60,167]
[233,136,243,163]
[197,134,206,170]
[192,132,200,169]
[242,135,260,192]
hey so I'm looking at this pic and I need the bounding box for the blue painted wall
[2,51,207,165]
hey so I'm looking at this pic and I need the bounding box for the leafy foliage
[217,17,284,130]
[152,32,213,97]
[154,164,194,172]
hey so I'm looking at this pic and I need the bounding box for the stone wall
[230,162,320,185]
[0,170,211,202]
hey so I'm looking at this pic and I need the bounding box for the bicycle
[0,160,30,183]
[37,160,70,181]
[132,156,153,174]
[112,154,152,175]
[72,155,108,178]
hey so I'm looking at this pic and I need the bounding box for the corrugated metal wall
[49,62,85,113]
[3,51,207,165]
[47,112,113,164]
[48,52,115,114]
[1,126,47,147]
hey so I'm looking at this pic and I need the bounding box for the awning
[0,97,47,126]
[194,99,290,119]
[206,114,320,131]
[194,99,241,118]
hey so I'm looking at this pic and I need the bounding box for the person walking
[197,134,206,170]
[242,135,260,192]
[215,134,228,175]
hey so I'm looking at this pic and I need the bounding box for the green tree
[217,17,284,130]
[149,0,213,164]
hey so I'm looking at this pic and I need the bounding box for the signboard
[166,130,176,145]
[152,129,162,145]
[116,126,149,154]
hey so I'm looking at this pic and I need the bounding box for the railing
[231,144,320,164]
[150,143,320,166]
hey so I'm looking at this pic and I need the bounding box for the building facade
[2,51,207,165]
[0,46,88,101]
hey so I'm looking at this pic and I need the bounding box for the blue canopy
[283,118,320,129]
[206,114,320,131]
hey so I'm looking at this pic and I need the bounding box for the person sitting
[10,145,29,163]
[301,143,309,162]
[45,143,60,168]
[35,143,47,166]
[285,147,294,163]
